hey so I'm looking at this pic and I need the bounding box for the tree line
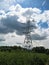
[0,46,49,54]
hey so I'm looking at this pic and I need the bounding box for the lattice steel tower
[24,19,35,48]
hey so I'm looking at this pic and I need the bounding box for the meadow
[0,46,49,65]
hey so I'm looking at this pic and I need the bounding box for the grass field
[0,47,49,65]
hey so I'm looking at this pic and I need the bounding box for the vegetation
[0,46,49,65]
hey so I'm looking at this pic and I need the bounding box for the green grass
[0,50,49,65]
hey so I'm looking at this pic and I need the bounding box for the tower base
[23,42,33,49]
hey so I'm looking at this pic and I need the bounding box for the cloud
[1,15,26,34]
[0,0,16,11]
[0,0,4,2]
[31,33,47,40]
[0,4,37,35]
[16,0,25,3]
[0,34,5,42]
[0,39,5,41]
[0,32,24,46]
[0,4,49,48]
[0,38,5,41]
[0,4,49,35]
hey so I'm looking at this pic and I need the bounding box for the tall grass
[0,49,49,65]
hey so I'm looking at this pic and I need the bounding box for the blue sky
[0,0,49,48]
[17,0,49,10]
[0,0,49,10]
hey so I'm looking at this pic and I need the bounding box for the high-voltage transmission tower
[24,18,35,48]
